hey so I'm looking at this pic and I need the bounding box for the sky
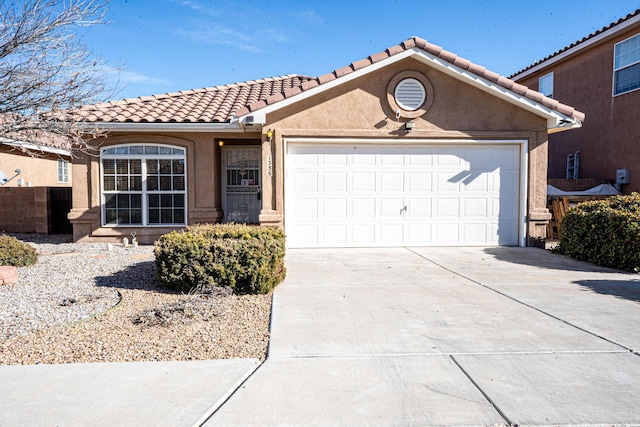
[83,0,640,101]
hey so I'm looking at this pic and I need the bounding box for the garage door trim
[284,138,528,248]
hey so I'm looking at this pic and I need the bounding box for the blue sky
[85,0,640,100]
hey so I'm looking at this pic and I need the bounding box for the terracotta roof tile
[75,75,314,123]
[511,9,640,77]
[76,37,585,125]
[351,58,371,71]
[438,49,458,63]
[369,52,389,63]
[386,45,404,55]
[317,73,336,85]
[334,65,354,78]
[453,57,471,70]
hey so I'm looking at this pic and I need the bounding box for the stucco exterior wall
[262,58,551,243]
[514,24,640,192]
[69,132,261,243]
[0,146,71,187]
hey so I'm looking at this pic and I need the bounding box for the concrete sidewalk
[2,247,640,426]
[204,247,640,426]
[0,359,260,427]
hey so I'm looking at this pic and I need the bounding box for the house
[0,137,72,188]
[70,36,583,247]
[0,134,73,234]
[511,10,640,193]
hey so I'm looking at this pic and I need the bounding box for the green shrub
[0,234,38,266]
[558,193,640,271]
[154,223,286,294]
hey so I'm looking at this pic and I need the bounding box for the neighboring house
[0,135,73,234]
[0,137,72,187]
[511,9,640,193]
[70,36,583,247]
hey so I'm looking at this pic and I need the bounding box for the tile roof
[236,36,584,122]
[77,36,585,124]
[74,75,315,123]
[510,9,640,78]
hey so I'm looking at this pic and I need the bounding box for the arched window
[101,144,186,226]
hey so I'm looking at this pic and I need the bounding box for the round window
[394,78,426,111]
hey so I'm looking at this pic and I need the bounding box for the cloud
[258,28,290,43]
[294,10,324,26]
[174,0,220,17]
[114,70,170,85]
[173,25,260,52]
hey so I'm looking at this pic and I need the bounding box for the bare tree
[0,0,115,155]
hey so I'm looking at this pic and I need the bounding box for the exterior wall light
[218,140,224,147]
[405,121,415,133]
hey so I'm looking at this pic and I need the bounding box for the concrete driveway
[206,247,640,426]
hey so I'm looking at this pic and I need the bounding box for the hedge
[557,193,640,271]
[0,234,38,267]
[154,223,286,294]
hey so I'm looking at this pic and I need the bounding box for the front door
[222,146,261,223]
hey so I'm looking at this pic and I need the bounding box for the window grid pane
[102,146,186,226]
[614,34,640,95]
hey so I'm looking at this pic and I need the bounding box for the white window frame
[57,159,69,183]
[538,72,554,98]
[100,144,187,227]
[613,33,640,96]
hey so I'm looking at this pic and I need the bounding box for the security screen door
[223,147,261,223]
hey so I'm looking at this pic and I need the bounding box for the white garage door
[285,143,522,248]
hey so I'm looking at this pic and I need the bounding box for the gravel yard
[0,234,272,365]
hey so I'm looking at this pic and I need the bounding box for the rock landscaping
[0,234,272,365]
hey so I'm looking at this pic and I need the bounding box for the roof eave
[239,49,418,125]
[0,138,72,157]
[407,50,583,131]
[80,121,246,133]
[511,12,640,80]
[240,48,582,132]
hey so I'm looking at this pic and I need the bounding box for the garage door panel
[292,172,318,191]
[407,172,432,192]
[294,198,318,219]
[351,224,376,245]
[494,169,520,194]
[463,223,489,243]
[292,224,319,246]
[463,198,488,217]
[462,147,489,168]
[379,153,405,166]
[432,148,462,166]
[435,199,460,217]
[321,172,348,192]
[493,198,518,218]
[491,147,520,168]
[495,222,519,245]
[322,224,347,246]
[405,224,431,244]
[434,223,460,244]
[462,173,490,192]
[321,151,348,166]
[286,143,521,247]
[351,148,377,165]
[322,199,347,218]
[379,172,404,191]
[407,198,432,217]
[352,198,376,218]
[379,198,404,217]
[352,172,376,191]
[407,151,433,166]
[379,223,404,245]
